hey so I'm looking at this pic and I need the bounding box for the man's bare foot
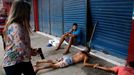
[55,47,60,51]
[63,51,70,55]
[55,47,64,51]
[93,64,99,68]
[36,61,41,66]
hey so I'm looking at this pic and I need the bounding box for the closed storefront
[38,0,63,37]
[50,0,63,37]
[64,0,87,44]
[89,0,133,59]
[38,0,44,32]
[38,0,87,44]
[43,0,50,34]
[37,0,134,59]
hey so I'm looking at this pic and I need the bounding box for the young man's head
[127,61,134,68]
[72,23,78,31]
[81,46,91,57]
[83,46,91,53]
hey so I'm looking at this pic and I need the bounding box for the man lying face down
[34,47,98,73]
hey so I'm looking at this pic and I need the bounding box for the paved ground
[0,33,116,75]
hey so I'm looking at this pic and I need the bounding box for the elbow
[83,63,87,67]
[72,35,77,38]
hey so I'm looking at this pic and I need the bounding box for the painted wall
[127,4,134,62]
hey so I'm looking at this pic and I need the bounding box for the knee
[61,34,66,38]
[69,37,75,42]
[70,36,75,39]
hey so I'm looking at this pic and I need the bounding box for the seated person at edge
[85,61,134,75]
[34,47,98,73]
[55,23,81,54]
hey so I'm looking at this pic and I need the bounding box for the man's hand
[64,32,70,36]
[93,64,99,68]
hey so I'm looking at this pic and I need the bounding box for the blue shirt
[71,29,81,43]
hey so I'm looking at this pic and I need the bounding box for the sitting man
[55,23,81,54]
[34,47,98,73]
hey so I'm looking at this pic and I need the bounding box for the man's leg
[56,34,68,50]
[36,60,55,67]
[34,63,59,73]
[63,36,75,54]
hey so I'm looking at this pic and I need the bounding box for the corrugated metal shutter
[30,1,35,31]
[38,0,50,33]
[38,0,43,32]
[50,0,63,37]
[89,0,133,58]
[64,0,87,44]
[42,0,50,34]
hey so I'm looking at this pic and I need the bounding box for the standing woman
[2,1,36,75]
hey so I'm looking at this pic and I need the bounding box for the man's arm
[83,56,89,65]
[83,56,116,73]
[96,66,116,73]
[69,34,77,37]
[65,28,74,35]
[69,28,74,33]
[83,56,97,67]
[69,29,81,37]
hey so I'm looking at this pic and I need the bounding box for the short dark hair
[128,61,134,68]
[81,51,90,57]
[81,46,91,57]
[73,23,78,26]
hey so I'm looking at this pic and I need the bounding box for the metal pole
[88,21,98,47]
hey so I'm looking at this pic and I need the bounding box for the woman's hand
[31,48,38,56]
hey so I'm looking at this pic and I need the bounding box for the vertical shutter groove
[90,0,133,58]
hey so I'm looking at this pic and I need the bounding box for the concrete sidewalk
[0,33,115,75]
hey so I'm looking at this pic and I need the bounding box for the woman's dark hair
[73,23,78,26]
[4,0,31,33]
[128,61,134,68]
[3,0,31,40]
